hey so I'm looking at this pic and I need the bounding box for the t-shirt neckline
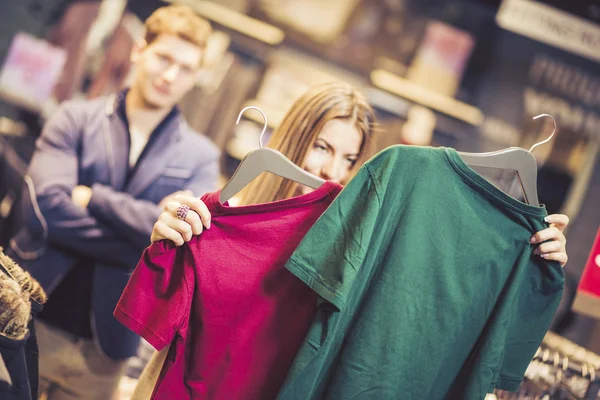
[444,147,547,217]
[207,180,341,215]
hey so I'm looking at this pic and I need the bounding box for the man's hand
[72,185,93,209]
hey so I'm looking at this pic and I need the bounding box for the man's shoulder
[57,96,108,115]
[52,96,110,127]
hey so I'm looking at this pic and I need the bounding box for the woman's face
[301,118,362,193]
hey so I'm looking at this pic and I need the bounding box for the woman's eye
[346,157,358,166]
[314,144,328,152]
[156,54,170,63]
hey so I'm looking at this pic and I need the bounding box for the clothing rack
[498,333,600,399]
[534,347,597,379]
[533,346,600,399]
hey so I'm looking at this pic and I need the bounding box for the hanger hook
[529,113,557,153]
[236,106,268,149]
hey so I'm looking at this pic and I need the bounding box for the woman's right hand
[151,194,212,246]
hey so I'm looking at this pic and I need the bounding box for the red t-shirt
[115,181,341,399]
[576,227,600,296]
[572,227,600,318]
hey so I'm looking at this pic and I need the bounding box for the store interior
[0,0,599,398]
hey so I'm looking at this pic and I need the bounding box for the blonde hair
[237,82,377,206]
[144,5,212,49]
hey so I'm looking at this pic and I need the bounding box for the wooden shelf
[370,69,484,126]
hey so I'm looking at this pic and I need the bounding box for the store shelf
[168,0,285,45]
[370,69,484,126]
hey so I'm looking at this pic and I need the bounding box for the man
[7,5,219,398]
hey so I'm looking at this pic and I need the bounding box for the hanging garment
[572,227,600,319]
[47,1,133,102]
[277,145,564,400]
[46,1,103,102]
[0,274,30,400]
[0,335,29,400]
[115,181,342,400]
[0,249,46,400]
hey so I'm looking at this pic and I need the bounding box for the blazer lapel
[102,93,130,190]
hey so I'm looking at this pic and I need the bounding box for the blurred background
[0,0,599,398]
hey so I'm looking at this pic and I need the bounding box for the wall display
[465,27,600,214]
[0,33,66,112]
[406,21,475,97]
[250,0,427,74]
[497,0,600,64]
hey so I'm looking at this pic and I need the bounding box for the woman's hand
[151,194,212,246]
[530,214,569,267]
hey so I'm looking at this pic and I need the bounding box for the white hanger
[219,106,325,203]
[457,114,557,206]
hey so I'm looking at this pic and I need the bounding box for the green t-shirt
[278,145,564,400]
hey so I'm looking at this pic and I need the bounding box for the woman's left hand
[530,214,569,267]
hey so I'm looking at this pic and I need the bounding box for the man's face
[131,34,204,109]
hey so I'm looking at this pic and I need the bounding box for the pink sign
[407,21,475,97]
[0,33,66,111]
[418,21,475,76]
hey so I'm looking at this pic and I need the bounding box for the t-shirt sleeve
[285,164,382,311]
[494,257,564,391]
[114,240,195,351]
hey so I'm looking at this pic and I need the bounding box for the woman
[152,82,569,263]
[133,81,568,398]
[132,81,380,399]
